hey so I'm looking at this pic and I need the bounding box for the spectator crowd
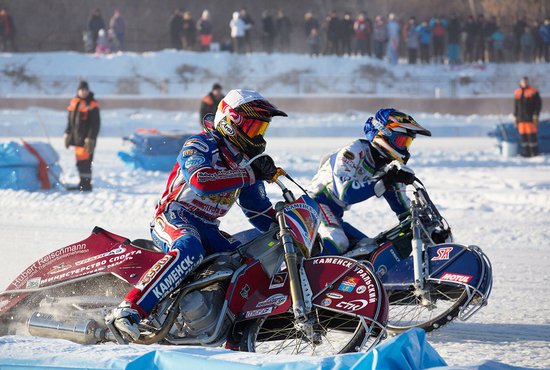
[1,5,550,65]
[165,8,550,64]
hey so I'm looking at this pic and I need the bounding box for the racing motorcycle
[342,177,493,335]
[0,171,388,356]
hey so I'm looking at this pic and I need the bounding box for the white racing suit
[307,139,410,255]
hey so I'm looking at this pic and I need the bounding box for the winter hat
[78,80,90,90]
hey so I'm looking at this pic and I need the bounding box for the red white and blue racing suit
[307,139,410,255]
[125,131,276,316]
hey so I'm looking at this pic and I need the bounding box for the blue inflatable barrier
[0,329,447,370]
[0,140,62,191]
[490,121,550,155]
[118,129,191,172]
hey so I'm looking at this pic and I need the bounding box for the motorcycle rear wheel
[239,308,380,355]
[386,281,469,334]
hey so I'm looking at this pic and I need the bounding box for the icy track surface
[1,121,550,368]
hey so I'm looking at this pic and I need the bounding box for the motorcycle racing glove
[250,155,278,182]
[374,160,416,197]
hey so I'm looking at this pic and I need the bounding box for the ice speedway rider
[307,108,432,255]
[111,89,288,341]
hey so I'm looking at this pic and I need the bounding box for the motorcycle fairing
[427,243,493,319]
[370,242,492,319]
[227,251,388,324]
[370,242,406,281]
[283,195,321,255]
[227,259,292,321]
[304,256,388,323]
[0,227,164,316]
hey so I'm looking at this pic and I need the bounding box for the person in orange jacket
[64,80,101,191]
[199,83,223,124]
[514,76,542,157]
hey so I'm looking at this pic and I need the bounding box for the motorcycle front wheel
[386,281,469,334]
[239,308,382,356]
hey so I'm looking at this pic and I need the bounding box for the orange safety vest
[67,97,98,161]
[67,97,98,120]
[202,95,214,106]
[514,86,538,100]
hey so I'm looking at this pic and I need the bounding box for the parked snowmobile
[0,171,388,356]
[342,177,493,335]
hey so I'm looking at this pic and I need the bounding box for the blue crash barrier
[0,140,62,191]
[0,329,447,370]
[117,129,191,172]
[490,121,550,156]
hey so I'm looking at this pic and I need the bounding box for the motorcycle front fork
[410,200,432,306]
[275,207,321,343]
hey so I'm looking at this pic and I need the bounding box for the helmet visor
[241,119,270,138]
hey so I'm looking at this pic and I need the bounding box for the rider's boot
[112,301,142,341]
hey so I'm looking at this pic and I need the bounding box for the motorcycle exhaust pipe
[27,312,106,344]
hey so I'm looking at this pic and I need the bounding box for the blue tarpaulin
[0,329,447,370]
[117,129,191,172]
[490,121,550,155]
[0,140,62,191]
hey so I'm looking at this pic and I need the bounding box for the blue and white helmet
[364,108,431,163]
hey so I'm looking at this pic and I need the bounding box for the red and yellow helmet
[214,89,287,157]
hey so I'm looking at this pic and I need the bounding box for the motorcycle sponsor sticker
[12,243,88,288]
[326,292,343,299]
[440,272,473,284]
[431,247,454,261]
[240,284,250,299]
[312,257,354,269]
[336,299,369,312]
[47,262,71,275]
[355,285,367,294]
[185,139,209,152]
[245,307,272,318]
[269,272,287,289]
[350,267,379,304]
[321,298,332,306]
[338,276,358,293]
[26,277,41,289]
[41,259,112,285]
[75,246,126,266]
[185,155,206,169]
[256,294,288,308]
[376,265,388,277]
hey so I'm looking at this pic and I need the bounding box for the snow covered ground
[1,108,550,369]
[1,44,550,370]
[1,50,549,98]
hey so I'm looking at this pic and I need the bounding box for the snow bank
[0,51,548,97]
